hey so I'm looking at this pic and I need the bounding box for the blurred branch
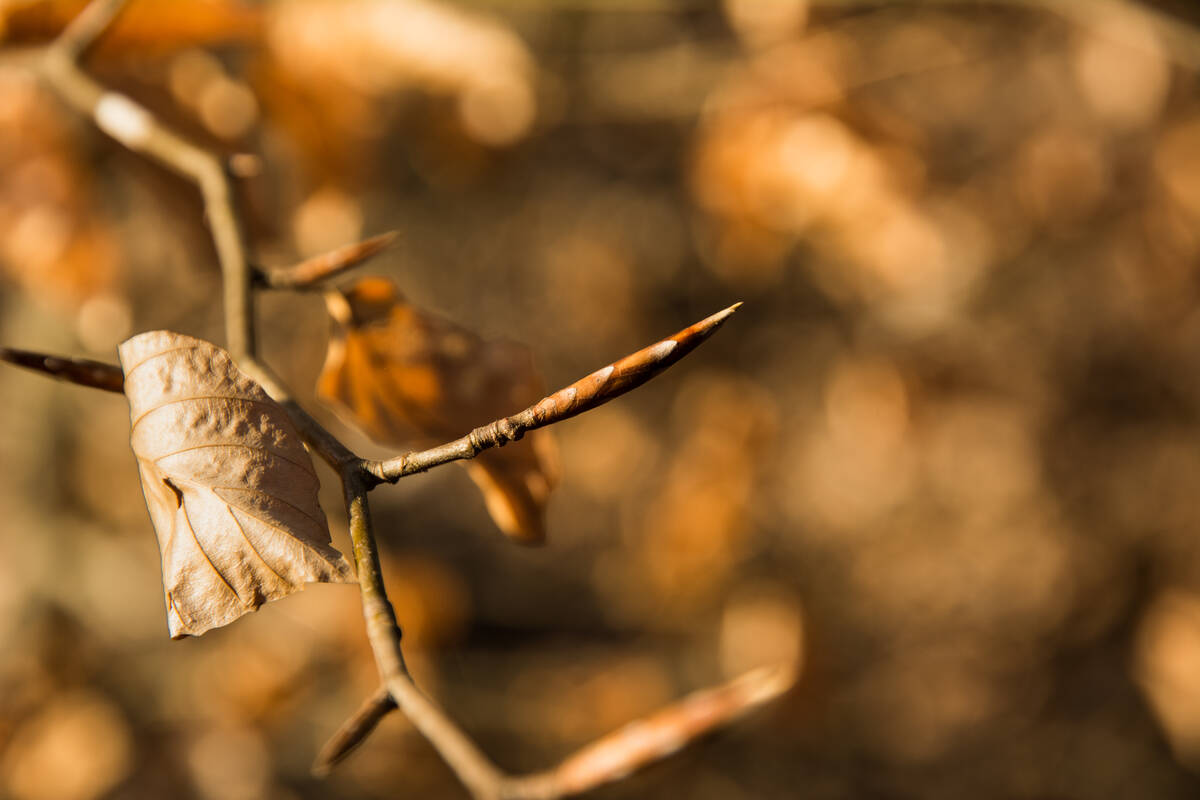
[52,0,128,61]
[312,686,397,776]
[255,231,399,291]
[366,303,741,485]
[37,0,355,470]
[321,659,795,798]
[499,662,795,799]
[40,0,255,359]
[0,348,124,393]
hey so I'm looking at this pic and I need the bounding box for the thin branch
[0,348,124,393]
[366,302,741,485]
[322,662,795,799]
[340,468,506,798]
[498,662,795,799]
[40,7,255,359]
[312,686,397,776]
[52,0,129,61]
[256,231,399,291]
[39,17,362,471]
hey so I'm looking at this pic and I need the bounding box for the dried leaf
[119,331,354,638]
[318,277,559,543]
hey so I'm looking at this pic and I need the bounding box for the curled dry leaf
[318,277,559,544]
[119,331,354,638]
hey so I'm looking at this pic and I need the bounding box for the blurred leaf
[318,277,559,544]
[1,0,262,51]
[0,67,120,311]
[119,330,354,639]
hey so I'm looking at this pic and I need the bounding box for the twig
[35,3,784,798]
[365,302,741,485]
[40,0,255,359]
[341,467,507,798]
[312,686,397,776]
[325,661,794,800]
[39,12,360,472]
[0,348,124,393]
[256,231,399,290]
[498,662,795,799]
[52,0,129,61]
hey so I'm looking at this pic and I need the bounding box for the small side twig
[365,302,741,485]
[313,686,397,776]
[51,0,128,61]
[255,231,399,290]
[0,348,124,393]
[498,662,795,800]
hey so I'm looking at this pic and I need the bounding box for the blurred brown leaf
[0,66,120,312]
[266,0,535,145]
[318,277,559,544]
[119,330,354,639]
[1,0,262,52]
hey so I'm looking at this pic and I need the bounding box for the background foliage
[2,0,1200,798]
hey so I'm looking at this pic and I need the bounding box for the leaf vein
[121,344,206,379]
[211,485,328,533]
[179,493,242,604]
[152,442,316,477]
[227,506,293,591]
[130,395,278,435]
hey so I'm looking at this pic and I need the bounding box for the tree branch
[340,468,507,798]
[312,686,396,776]
[0,348,124,393]
[51,0,129,61]
[36,3,786,797]
[497,662,795,799]
[319,661,795,799]
[365,302,741,485]
[255,231,399,291]
[40,9,358,471]
[41,1,255,359]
